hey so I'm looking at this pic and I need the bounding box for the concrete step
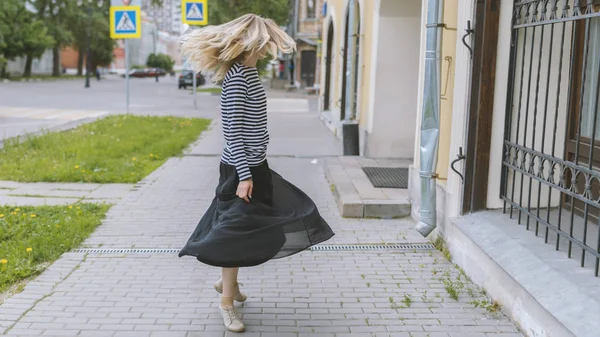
[323,156,411,219]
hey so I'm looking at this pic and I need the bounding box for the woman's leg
[220,267,239,307]
[219,267,245,332]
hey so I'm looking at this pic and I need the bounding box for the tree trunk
[24,54,33,77]
[52,46,60,77]
[77,50,84,76]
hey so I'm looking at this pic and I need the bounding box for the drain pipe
[342,0,359,155]
[416,0,443,237]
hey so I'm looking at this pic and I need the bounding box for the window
[580,18,600,140]
[306,0,316,19]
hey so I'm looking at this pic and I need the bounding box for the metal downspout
[342,0,360,155]
[344,0,356,122]
[416,0,443,237]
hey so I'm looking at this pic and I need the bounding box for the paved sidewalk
[0,181,133,206]
[0,106,110,142]
[0,98,523,337]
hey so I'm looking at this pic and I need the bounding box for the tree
[208,0,291,26]
[147,53,174,72]
[0,0,54,77]
[69,0,114,76]
[28,0,77,76]
[203,0,291,75]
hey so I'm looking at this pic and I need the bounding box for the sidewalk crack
[1,253,87,335]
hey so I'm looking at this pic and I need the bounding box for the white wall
[365,0,421,159]
[6,49,54,76]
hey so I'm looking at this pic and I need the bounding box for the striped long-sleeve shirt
[220,63,269,181]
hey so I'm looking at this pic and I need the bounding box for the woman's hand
[237,179,253,203]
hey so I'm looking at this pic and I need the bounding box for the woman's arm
[223,73,252,181]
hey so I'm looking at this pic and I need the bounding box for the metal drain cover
[70,244,434,255]
[310,243,434,251]
[362,167,409,189]
[71,248,180,254]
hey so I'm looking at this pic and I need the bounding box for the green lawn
[196,87,222,94]
[3,74,85,82]
[0,203,110,293]
[0,115,210,183]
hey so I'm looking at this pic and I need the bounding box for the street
[0,79,523,337]
[0,76,219,141]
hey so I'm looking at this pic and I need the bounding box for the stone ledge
[447,212,600,337]
[324,157,411,218]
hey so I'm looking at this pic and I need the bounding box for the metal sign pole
[125,39,130,114]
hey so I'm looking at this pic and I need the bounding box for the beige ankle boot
[219,305,245,332]
[214,278,247,302]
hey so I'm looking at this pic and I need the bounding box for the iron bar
[502,196,600,259]
[510,24,531,221]
[521,11,538,226]
[513,4,600,29]
[501,8,523,215]
[568,18,592,259]
[504,141,600,207]
[548,18,571,246]
[530,1,546,232]
[557,17,578,251]
[538,19,555,238]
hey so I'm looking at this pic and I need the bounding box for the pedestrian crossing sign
[110,6,141,39]
[182,0,208,26]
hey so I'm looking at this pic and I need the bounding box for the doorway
[301,50,317,87]
[324,21,334,111]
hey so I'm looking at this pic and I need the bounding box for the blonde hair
[181,14,296,82]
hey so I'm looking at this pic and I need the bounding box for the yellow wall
[436,0,458,181]
[357,0,375,130]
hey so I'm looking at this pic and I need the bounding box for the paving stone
[0,117,522,336]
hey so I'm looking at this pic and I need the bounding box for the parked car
[178,70,205,89]
[146,68,167,77]
[121,69,147,78]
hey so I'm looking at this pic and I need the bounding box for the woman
[178,14,335,333]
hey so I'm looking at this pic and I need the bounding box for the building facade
[141,0,182,35]
[319,0,600,334]
[408,0,600,335]
[289,0,327,88]
[319,0,422,159]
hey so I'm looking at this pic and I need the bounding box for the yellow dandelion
[0,214,4,218]
[15,208,20,212]
[68,205,73,209]
[11,212,16,215]
[75,165,79,169]
[149,154,154,157]
[30,214,36,218]
[0,259,7,264]
[77,206,81,210]
[26,248,32,253]
[132,157,137,161]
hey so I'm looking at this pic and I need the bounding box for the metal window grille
[501,0,600,276]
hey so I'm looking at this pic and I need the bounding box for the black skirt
[178,161,335,267]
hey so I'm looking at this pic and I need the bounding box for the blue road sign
[110,6,141,39]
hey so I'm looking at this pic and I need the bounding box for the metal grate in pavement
[362,167,409,189]
[71,248,180,254]
[70,243,434,254]
[310,243,434,251]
